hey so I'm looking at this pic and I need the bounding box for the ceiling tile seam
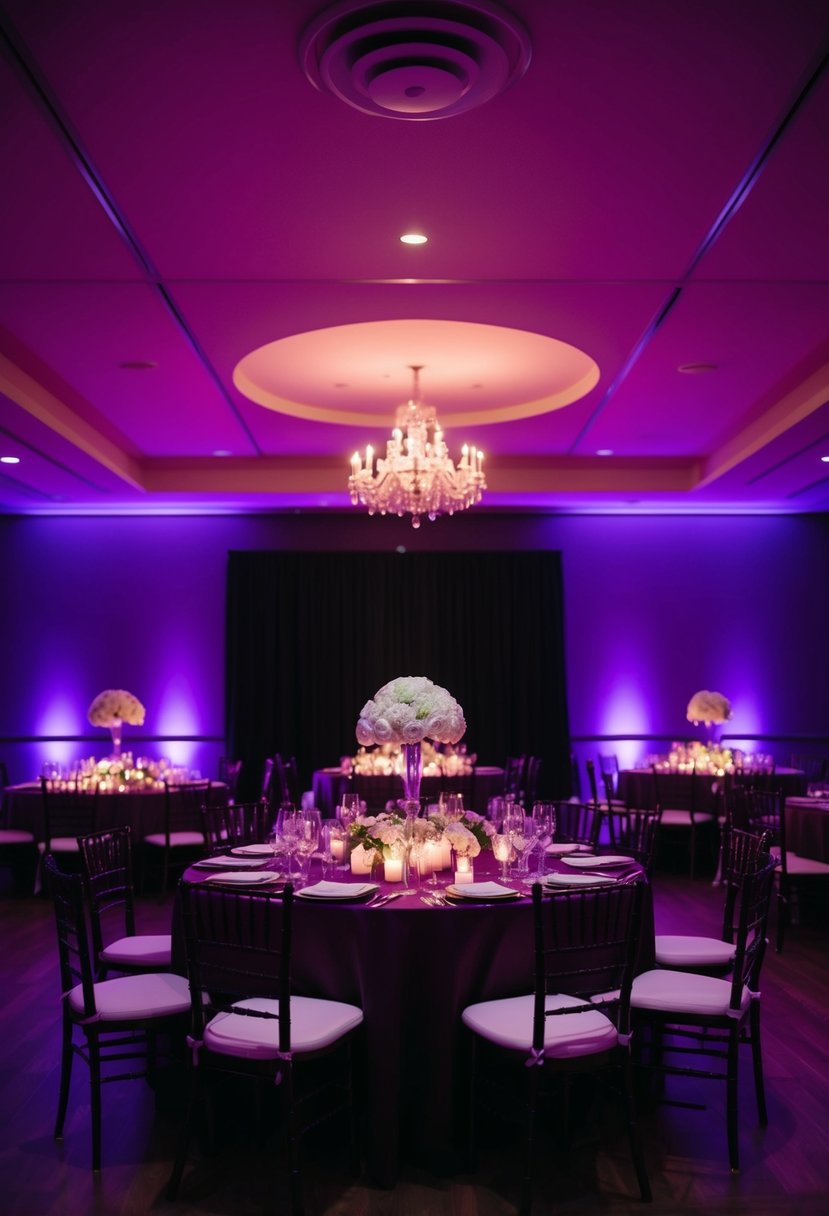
[566,37,829,461]
[0,10,264,460]
[0,420,118,496]
[745,428,829,486]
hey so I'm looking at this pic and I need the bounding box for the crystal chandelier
[348,366,486,529]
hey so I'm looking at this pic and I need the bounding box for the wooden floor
[1,866,827,1216]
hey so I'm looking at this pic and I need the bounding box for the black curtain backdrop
[226,550,570,802]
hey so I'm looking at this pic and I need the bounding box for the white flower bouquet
[686,689,733,727]
[87,689,146,727]
[356,676,466,747]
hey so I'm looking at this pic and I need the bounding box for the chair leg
[89,1035,102,1172]
[465,1034,479,1169]
[621,1051,652,1202]
[749,1000,768,1126]
[775,877,787,953]
[54,1012,74,1140]
[284,1062,305,1216]
[167,1064,201,1198]
[519,1063,541,1216]
[726,1026,740,1173]
[689,826,696,879]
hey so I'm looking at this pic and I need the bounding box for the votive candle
[384,858,403,883]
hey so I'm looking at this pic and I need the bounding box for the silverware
[369,891,404,908]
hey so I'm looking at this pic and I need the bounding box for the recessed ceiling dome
[299,0,532,121]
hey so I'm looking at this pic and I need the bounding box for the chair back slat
[607,807,662,876]
[179,882,293,1054]
[45,855,98,1019]
[202,800,276,852]
[553,800,602,850]
[77,827,137,958]
[729,854,777,1006]
[40,778,99,849]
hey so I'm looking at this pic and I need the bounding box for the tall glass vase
[402,742,422,805]
[109,719,123,759]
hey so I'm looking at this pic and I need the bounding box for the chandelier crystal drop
[348,365,486,528]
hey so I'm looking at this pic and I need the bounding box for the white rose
[356,718,376,746]
[401,718,424,744]
[373,717,393,742]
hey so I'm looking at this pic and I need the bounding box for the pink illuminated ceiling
[0,0,828,516]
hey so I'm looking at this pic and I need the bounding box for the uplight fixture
[348,365,486,529]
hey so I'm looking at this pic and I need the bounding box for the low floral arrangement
[686,689,732,727]
[87,689,146,727]
[351,740,474,777]
[348,806,494,861]
[356,676,466,747]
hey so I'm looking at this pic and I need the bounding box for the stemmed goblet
[531,802,556,876]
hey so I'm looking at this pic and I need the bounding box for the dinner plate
[560,854,633,869]
[203,871,281,885]
[193,855,268,869]
[295,881,378,902]
[230,844,274,856]
[444,881,521,901]
[543,873,618,887]
[545,843,592,855]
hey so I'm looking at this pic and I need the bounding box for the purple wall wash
[1,511,827,786]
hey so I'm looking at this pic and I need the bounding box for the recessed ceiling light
[677,362,717,374]
[0,455,21,464]
[596,449,614,456]
[821,456,829,463]
[400,232,428,245]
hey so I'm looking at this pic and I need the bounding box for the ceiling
[1,0,829,518]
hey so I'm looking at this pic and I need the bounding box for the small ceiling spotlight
[400,232,428,245]
[1,455,21,464]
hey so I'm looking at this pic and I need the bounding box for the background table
[174,850,652,1187]
[6,781,227,840]
[312,765,504,817]
[785,797,829,862]
[618,767,806,811]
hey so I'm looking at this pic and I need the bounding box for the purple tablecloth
[174,850,652,1186]
[618,767,806,812]
[312,765,504,817]
[785,797,829,862]
[5,781,227,839]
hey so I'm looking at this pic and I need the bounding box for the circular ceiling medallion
[299,0,531,121]
[233,320,600,427]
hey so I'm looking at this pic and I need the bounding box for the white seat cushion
[143,832,205,848]
[462,992,618,1059]
[100,934,172,967]
[654,934,736,968]
[69,971,190,1021]
[38,837,80,853]
[786,852,829,875]
[660,809,713,826]
[0,829,35,844]
[631,969,750,1018]
[204,995,363,1059]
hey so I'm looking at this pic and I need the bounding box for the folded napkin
[561,854,632,869]
[545,842,591,855]
[230,844,273,856]
[446,880,519,900]
[194,855,267,869]
[203,871,279,885]
[296,880,378,899]
[543,872,617,887]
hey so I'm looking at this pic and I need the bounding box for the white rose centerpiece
[356,676,465,748]
[88,689,145,758]
[356,676,466,805]
[686,690,733,727]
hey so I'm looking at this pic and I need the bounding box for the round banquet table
[617,766,806,811]
[312,765,504,817]
[785,797,829,862]
[5,780,227,839]
[174,849,653,1187]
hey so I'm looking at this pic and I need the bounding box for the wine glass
[276,803,302,877]
[531,802,556,876]
[294,808,321,887]
[492,833,514,881]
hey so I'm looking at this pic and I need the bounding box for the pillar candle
[330,838,345,862]
[384,858,403,883]
[350,845,374,876]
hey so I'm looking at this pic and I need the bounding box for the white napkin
[203,871,279,884]
[194,855,267,869]
[561,854,632,869]
[296,880,378,899]
[545,843,590,855]
[230,844,273,856]
[446,880,519,899]
[544,872,617,887]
